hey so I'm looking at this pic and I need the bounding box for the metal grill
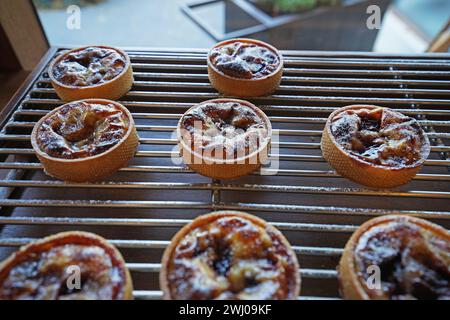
[0,47,449,300]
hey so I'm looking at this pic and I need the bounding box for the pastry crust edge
[338,214,449,300]
[177,98,272,179]
[31,98,139,182]
[321,104,430,188]
[159,210,301,300]
[207,38,283,97]
[49,45,134,101]
[0,231,134,300]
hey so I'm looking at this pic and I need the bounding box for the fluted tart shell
[160,210,301,300]
[0,231,133,300]
[321,105,430,188]
[31,99,139,182]
[177,99,272,179]
[49,45,133,101]
[207,38,283,97]
[338,215,449,300]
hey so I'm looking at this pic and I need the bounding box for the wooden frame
[0,0,49,71]
[0,48,56,128]
[427,20,450,53]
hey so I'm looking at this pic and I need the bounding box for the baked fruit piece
[207,38,283,97]
[0,231,133,300]
[321,105,430,188]
[338,215,449,300]
[49,46,133,101]
[160,211,300,300]
[177,99,271,179]
[31,99,139,182]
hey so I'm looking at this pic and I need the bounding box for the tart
[321,105,430,188]
[49,46,133,101]
[31,99,139,182]
[207,38,283,97]
[177,99,271,179]
[338,215,449,300]
[0,231,133,300]
[160,211,300,300]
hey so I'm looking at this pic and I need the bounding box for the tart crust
[31,99,139,182]
[49,46,134,101]
[338,215,449,300]
[177,99,272,179]
[160,210,301,300]
[321,104,430,188]
[207,38,283,97]
[0,231,133,300]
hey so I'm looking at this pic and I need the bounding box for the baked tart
[339,215,449,300]
[0,231,133,300]
[321,105,430,188]
[207,38,283,97]
[49,46,133,101]
[160,211,300,300]
[177,99,271,179]
[31,99,139,182]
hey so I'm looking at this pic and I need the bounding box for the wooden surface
[0,71,29,111]
[0,26,21,71]
[428,20,450,53]
[0,0,48,71]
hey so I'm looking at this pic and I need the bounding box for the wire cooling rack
[0,47,448,299]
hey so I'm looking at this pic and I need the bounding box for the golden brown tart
[0,231,133,300]
[339,215,449,300]
[321,105,430,188]
[31,99,139,182]
[49,46,133,101]
[160,211,300,300]
[177,99,271,179]
[207,38,283,97]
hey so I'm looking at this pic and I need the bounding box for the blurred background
[33,0,449,52]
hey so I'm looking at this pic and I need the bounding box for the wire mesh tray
[0,47,449,300]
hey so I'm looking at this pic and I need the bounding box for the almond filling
[331,107,428,167]
[36,101,129,159]
[167,216,298,300]
[210,42,280,79]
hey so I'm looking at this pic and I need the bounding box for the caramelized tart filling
[36,101,130,159]
[0,244,126,300]
[53,47,127,87]
[354,221,450,300]
[180,102,269,159]
[167,216,298,300]
[210,42,280,79]
[331,107,428,167]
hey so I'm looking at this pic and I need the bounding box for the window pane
[33,0,450,52]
